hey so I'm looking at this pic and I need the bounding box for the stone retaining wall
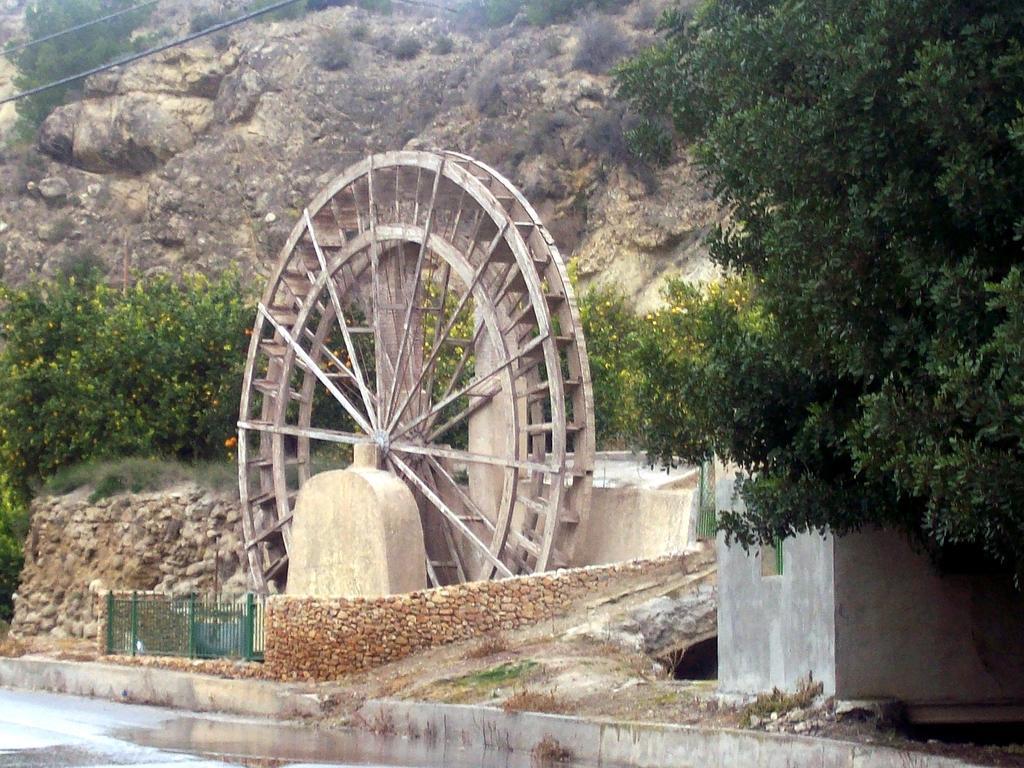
[265,554,691,681]
[13,485,247,639]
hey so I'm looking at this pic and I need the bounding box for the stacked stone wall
[265,554,691,681]
[13,486,247,639]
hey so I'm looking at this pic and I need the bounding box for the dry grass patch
[464,633,509,659]
[503,688,570,714]
[0,633,26,658]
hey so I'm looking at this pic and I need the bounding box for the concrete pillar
[286,467,426,598]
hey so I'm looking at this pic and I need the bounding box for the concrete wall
[833,528,1024,707]
[574,484,694,566]
[716,478,1024,712]
[716,480,837,696]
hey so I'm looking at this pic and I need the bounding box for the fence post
[188,593,197,659]
[129,592,139,657]
[244,593,255,660]
[105,592,114,655]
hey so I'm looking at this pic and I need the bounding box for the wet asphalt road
[0,688,566,768]
[0,688,231,767]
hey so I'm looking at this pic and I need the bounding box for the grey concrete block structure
[716,479,1024,722]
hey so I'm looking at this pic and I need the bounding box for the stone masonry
[13,485,248,639]
[264,554,694,681]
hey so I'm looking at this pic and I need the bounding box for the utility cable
[0,0,308,105]
[0,0,455,106]
[1,0,164,59]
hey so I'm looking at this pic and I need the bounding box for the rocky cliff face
[0,0,719,307]
[12,485,246,639]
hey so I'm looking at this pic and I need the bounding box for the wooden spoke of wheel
[303,209,378,430]
[238,150,595,594]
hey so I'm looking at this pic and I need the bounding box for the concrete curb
[0,657,322,718]
[356,699,983,768]
[0,658,989,767]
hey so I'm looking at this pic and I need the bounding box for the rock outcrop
[0,0,719,298]
[12,485,247,639]
[39,46,234,173]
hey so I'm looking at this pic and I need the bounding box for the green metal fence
[105,592,264,661]
[696,459,717,540]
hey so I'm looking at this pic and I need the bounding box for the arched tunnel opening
[662,636,718,680]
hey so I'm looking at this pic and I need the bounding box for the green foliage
[13,0,153,130]
[464,0,521,27]
[0,272,253,491]
[189,8,231,33]
[578,286,642,447]
[0,473,28,623]
[630,279,792,471]
[453,660,538,686]
[356,0,392,13]
[616,0,1024,580]
[623,116,673,166]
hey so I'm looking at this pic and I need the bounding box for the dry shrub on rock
[316,29,353,70]
[573,18,628,74]
[470,61,508,116]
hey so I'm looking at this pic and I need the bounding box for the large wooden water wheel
[237,151,595,594]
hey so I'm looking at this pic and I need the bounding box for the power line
[1,0,164,60]
[0,0,309,105]
[0,0,456,106]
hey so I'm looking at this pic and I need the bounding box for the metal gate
[105,592,264,661]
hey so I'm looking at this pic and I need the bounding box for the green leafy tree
[0,472,29,623]
[0,272,253,489]
[13,0,152,132]
[578,286,643,447]
[616,0,1024,580]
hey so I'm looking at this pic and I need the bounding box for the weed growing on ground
[531,734,574,765]
[461,660,537,685]
[316,29,353,70]
[0,627,25,658]
[464,633,510,659]
[740,675,824,727]
[368,710,396,735]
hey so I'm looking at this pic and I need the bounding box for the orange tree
[578,285,642,447]
[617,0,1024,580]
[0,271,253,489]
